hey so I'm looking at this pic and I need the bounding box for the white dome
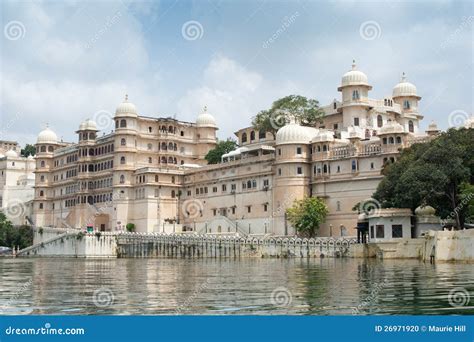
[115,95,138,117]
[37,127,58,144]
[5,149,18,158]
[392,73,419,98]
[196,106,217,127]
[464,116,474,129]
[79,119,97,131]
[276,122,318,145]
[340,60,370,88]
[378,120,405,135]
[415,205,436,216]
[426,121,439,132]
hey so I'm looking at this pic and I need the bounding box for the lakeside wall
[18,228,474,262]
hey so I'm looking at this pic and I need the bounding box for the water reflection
[0,258,472,315]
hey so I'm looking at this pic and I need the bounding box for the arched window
[169,126,173,133]
[396,136,402,144]
[147,143,152,150]
[408,120,414,133]
[168,142,173,150]
[148,127,152,133]
[382,138,387,144]
[89,148,94,156]
[171,176,175,183]
[323,164,328,173]
[39,190,44,197]
[40,160,45,167]
[259,130,266,139]
[389,137,394,144]
[161,157,167,163]
[377,115,383,128]
[120,156,126,164]
[171,190,176,198]
[403,100,410,109]
[161,142,167,150]
[174,143,177,151]
[121,138,126,146]
[168,157,173,163]
[120,119,127,128]
[40,146,46,152]
[241,132,247,143]
[250,131,255,141]
[48,146,54,152]
[148,157,152,164]
[336,201,341,211]
[333,102,337,109]
[115,120,119,128]
[155,175,159,182]
[352,90,360,100]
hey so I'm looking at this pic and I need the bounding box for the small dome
[378,119,405,135]
[115,95,138,117]
[464,116,474,129]
[426,120,439,132]
[392,73,420,98]
[276,122,318,145]
[79,119,97,131]
[5,149,18,158]
[340,60,370,88]
[37,127,58,144]
[196,106,217,127]
[311,129,335,143]
[415,205,436,216]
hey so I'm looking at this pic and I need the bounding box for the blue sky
[1,0,472,146]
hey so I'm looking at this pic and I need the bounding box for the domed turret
[276,121,318,145]
[79,119,98,131]
[115,94,138,117]
[415,205,436,216]
[338,60,372,90]
[37,127,58,144]
[5,149,18,158]
[378,119,405,135]
[196,106,217,127]
[392,73,421,99]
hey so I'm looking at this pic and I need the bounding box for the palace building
[32,62,441,236]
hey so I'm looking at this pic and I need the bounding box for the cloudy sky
[1,0,472,146]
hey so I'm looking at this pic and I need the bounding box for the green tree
[0,213,33,249]
[21,144,36,157]
[252,95,325,137]
[286,197,328,237]
[204,139,237,164]
[373,128,474,228]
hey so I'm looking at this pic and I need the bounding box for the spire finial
[125,94,128,102]
[203,105,208,112]
[401,72,406,82]
[352,59,356,70]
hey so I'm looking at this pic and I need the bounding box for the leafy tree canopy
[205,139,238,164]
[0,213,33,249]
[21,144,36,157]
[286,197,328,237]
[252,95,324,137]
[373,128,474,228]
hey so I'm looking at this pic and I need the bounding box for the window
[39,203,44,210]
[171,190,175,198]
[155,175,159,182]
[370,226,374,238]
[231,184,236,191]
[336,201,341,211]
[297,167,302,175]
[392,225,403,238]
[382,138,387,145]
[259,130,266,139]
[408,120,414,133]
[40,160,45,167]
[278,149,281,156]
[222,184,227,192]
[148,127,152,133]
[121,138,126,146]
[278,168,282,176]
[396,136,402,144]
[333,123,338,130]
[352,90,360,100]
[241,132,247,143]
[250,131,255,141]
[232,207,236,214]
[120,119,127,128]
[180,131,184,136]
[148,157,152,164]
[296,147,302,155]
[213,187,217,193]
[377,115,383,128]
[247,206,251,213]
[120,156,126,164]
[403,100,410,109]
[264,204,268,212]
[337,165,340,173]
[370,162,374,169]
[263,179,269,187]
[376,225,385,238]
[333,102,337,109]
[351,160,357,171]
[354,117,359,126]
[39,190,44,197]
[389,137,394,144]
[147,143,152,150]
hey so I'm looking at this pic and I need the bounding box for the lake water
[0,258,473,315]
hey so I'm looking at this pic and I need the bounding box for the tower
[392,73,422,134]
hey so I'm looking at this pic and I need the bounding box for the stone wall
[422,229,474,262]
